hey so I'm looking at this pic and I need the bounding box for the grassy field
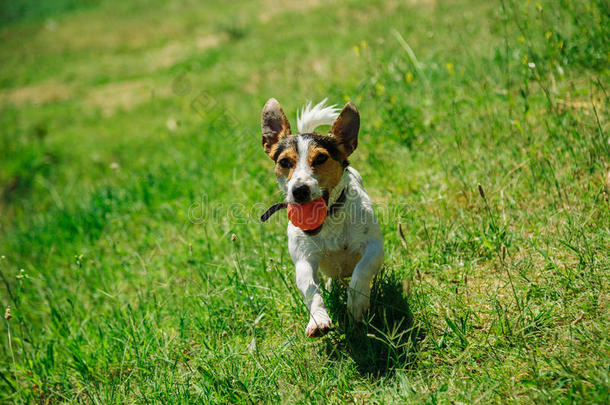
[0,0,608,402]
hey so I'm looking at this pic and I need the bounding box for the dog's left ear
[330,102,359,157]
[261,98,291,158]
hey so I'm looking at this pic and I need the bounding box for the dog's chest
[318,247,363,279]
[308,214,370,279]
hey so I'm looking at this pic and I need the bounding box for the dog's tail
[296,98,340,133]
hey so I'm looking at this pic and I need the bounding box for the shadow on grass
[323,270,422,377]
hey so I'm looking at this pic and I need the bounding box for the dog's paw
[305,310,332,338]
[347,286,370,321]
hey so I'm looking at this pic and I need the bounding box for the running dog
[260,99,384,337]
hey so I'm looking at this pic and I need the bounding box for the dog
[260,98,384,337]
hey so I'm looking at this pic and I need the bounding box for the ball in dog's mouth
[286,197,327,231]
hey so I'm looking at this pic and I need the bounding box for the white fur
[285,136,323,204]
[288,167,384,336]
[296,99,340,134]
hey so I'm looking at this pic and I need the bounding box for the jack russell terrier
[260,98,384,337]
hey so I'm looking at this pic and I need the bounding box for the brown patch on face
[308,145,343,193]
[274,146,298,182]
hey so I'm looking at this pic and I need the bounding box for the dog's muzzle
[260,188,347,235]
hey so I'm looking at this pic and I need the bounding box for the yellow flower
[360,40,368,50]
[373,120,382,128]
[353,45,360,56]
[446,62,454,75]
[375,83,385,95]
[343,94,350,102]
[405,72,413,83]
[545,31,552,40]
[518,35,526,43]
[522,54,528,65]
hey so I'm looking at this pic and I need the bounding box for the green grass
[0,0,608,402]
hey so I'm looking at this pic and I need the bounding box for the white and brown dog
[260,98,384,337]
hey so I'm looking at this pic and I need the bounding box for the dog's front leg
[295,259,331,337]
[348,239,384,321]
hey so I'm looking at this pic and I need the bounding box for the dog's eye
[278,158,293,169]
[312,154,328,166]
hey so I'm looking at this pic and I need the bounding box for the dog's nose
[292,185,311,203]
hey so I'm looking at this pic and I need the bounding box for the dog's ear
[330,102,359,157]
[261,98,291,158]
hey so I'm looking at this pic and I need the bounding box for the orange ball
[287,197,327,231]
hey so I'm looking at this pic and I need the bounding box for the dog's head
[260,98,359,203]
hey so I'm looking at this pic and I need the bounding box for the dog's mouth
[300,190,330,235]
[287,197,327,232]
[260,188,346,236]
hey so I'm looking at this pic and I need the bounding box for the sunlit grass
[0,0,608,402]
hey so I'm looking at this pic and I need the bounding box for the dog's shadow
[322,271,422,377]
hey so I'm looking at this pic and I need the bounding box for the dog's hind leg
[295,259,332,337]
